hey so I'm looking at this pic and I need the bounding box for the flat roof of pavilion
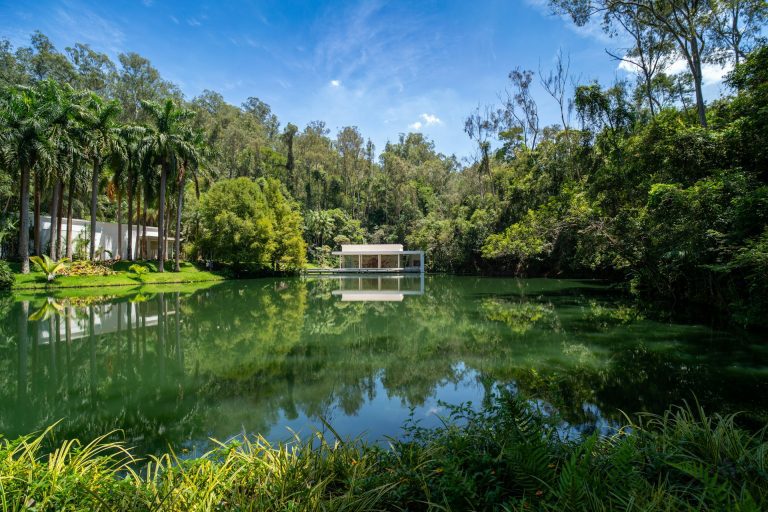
[332,244,422,255]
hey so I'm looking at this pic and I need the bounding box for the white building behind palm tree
[38,215,177,260]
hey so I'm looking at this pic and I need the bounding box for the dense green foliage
[1,395,766,511]
[196,177,306,269]
[1,26,767,322]
[0,259,12,289]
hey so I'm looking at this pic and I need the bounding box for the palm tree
[115,125,146,261]
[64,124,90,259]
[83,94,122,261]
[306,209,335,247]
[46,83,86,260]
[141,99,195,272]
[0,82,58,273]
[173,129,207,271]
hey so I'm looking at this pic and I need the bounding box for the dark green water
[1,275,766,457]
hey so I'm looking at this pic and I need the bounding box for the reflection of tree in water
[0,276,766,456]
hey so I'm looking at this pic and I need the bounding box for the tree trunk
[127,170,134,261]
[33,170,41,256]
[142,187,147,260]
[19,164,30,273]
[116,188,122,260]
[157,163,167,272]
[174,178,184,271]
[690,39,707,128]
[89,160,100,260]
[56,180,63,260]
[164,205,170,262]
[66,170,75,259]
[49,177,60,259]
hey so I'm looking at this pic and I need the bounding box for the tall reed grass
[1,396,766,511]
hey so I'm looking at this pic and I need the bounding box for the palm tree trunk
[49,177,60,259]
[174,178,184,272]
[116,188,122,260]
[66,170,75,259]
[33,169,41,256]
[157,163,167,272]
[142,187,147,260]
[164,205,170,262]
[89,160,100,260]
[19,164,31,273]
[56,180,63,260]
[127,170,134,261]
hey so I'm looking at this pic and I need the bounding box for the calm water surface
[1,275,766,457]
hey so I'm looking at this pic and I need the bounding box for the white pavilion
[331,244,424,273]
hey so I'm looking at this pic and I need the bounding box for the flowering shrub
[59,260,116,277]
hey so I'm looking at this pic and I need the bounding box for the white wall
[38,216,173,260]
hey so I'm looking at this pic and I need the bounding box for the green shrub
[128,264,149,277]
[30,255,68,281]
[0,259,13,289]
[59,260,115,277]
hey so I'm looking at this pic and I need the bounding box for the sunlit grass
[11,260,225,290]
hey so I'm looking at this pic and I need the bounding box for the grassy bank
[1,394,766,511]
[11,260,226,290]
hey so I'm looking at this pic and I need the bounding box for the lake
[1,275,766,458]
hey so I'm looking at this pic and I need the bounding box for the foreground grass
[1,395,766,511]
[12,260,226,290]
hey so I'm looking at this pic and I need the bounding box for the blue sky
[1,0,731,159]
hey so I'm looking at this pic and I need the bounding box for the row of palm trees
[0,79,204,273]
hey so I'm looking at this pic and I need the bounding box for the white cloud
[618,54,732,87]
[407,113,440,131]
[420,113,441,125]
[330,79,341,87]
[187,17,201,27]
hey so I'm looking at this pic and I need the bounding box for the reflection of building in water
[329,274,425,301]
[36,301,174,344]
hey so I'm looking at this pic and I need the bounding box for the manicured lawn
[11,260,226,290]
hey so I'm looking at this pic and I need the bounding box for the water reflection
[325,273,424,301]
[0,276,766,457]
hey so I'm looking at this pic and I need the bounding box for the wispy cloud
[52,2,126,55]
[187,17,202,27]
[409,121,422,130]
[313,1,444,95]
[330,79,341,87]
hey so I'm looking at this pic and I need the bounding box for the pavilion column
[378,255,381,269]
[358,254,361,270]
